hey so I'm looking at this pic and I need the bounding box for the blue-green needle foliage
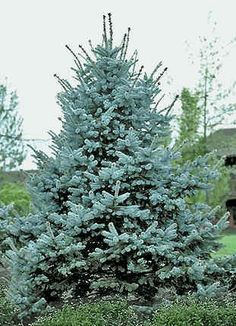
[3,14,236,319]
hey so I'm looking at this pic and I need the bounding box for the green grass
[215,233,236,257]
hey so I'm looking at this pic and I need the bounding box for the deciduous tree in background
[176,88,230,214]
[187,14,236,147]
[175,14,236,209]
[0,83,25,171]
[176,88,202,162]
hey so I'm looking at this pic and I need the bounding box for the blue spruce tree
[3,14,236,319]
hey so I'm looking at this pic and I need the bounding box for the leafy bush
[32,300,141,326]
[151,298,236,326]
[0,182,31,216]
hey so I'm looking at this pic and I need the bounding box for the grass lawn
[214,230,236,256]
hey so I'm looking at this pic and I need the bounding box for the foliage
[0,84,25,171]
[176,15,236,210]
[176,88,202,161]
[0,284,19,326]
[0,204,15,259]
[32,300,141,326]
[150,297,236,326]
[186,156,231,216]
[187,14,236,142]
[0,182,31,216]
[0,183,31,261]
[176,88,231,213]
[4,14,236,320]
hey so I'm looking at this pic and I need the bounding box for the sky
[0,0,236,169]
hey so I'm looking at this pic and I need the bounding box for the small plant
[32,300,141,326]
[150,298,236,326]
[0,284,19,326]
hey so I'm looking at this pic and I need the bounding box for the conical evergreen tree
[3,14,236,319]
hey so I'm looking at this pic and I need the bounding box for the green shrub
[0,182,31,216]
[0,284,18,326]
[151,298,236,326]
[32,300,141,326]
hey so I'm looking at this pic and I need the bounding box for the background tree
[187,14,236,149]
[0,83,25,171]
[176,88,202,161]
[175,15,236,208]
[176,87,231,214]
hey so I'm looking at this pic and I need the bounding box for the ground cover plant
[32,300,141,326]
[0,283,18,326]
[29,297,236,326]
[2,13,236,322]
[151,298,236,326]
